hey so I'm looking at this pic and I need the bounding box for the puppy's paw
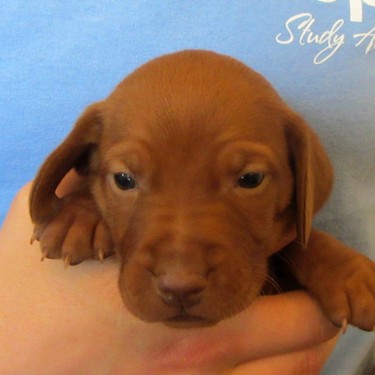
[31,191,114,266]
[312,254,375,332]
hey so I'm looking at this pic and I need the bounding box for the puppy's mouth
[165,313,217,328]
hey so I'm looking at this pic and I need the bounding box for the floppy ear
[29,102,103,224]
[285,112,334,247]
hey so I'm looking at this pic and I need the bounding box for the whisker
[252,265,282,295]
[274,250,295,270]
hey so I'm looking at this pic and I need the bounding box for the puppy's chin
[119,292,221,327]
[118,266,268,326]
[164,314,218,329]
[119,286,261,327]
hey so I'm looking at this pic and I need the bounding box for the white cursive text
[276,13,345,64]
[354,27,375,53]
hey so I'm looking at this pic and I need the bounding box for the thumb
[213,291,339,364]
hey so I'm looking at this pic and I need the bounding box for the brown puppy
[30,50,375,330]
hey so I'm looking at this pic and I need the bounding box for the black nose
[156,273,206,308]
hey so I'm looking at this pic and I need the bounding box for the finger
[212,291,339,364]
[55,169,85,198]
[1,182,33,237]
[144,291,340,371]
[230,334,339,375]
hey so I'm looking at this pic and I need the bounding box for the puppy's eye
[114,173,136,190]
[238,172,264,189]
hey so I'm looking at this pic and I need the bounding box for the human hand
[0,174,339,375]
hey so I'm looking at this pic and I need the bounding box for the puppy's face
[30,51,332,326]
[90,53,297,325]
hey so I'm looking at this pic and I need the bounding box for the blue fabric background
[1,1,374,373]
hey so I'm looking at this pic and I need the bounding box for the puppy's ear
[29,102,103,224]
[286,112,334,247]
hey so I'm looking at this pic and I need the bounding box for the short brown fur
[30,50,375,330]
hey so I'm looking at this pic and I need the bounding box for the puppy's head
[30,50,333,326]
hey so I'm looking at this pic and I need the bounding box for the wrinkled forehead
[100,111,291,186]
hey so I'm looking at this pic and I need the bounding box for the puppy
[30,50,375,330]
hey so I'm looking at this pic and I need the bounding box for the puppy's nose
[156,273,206,308]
